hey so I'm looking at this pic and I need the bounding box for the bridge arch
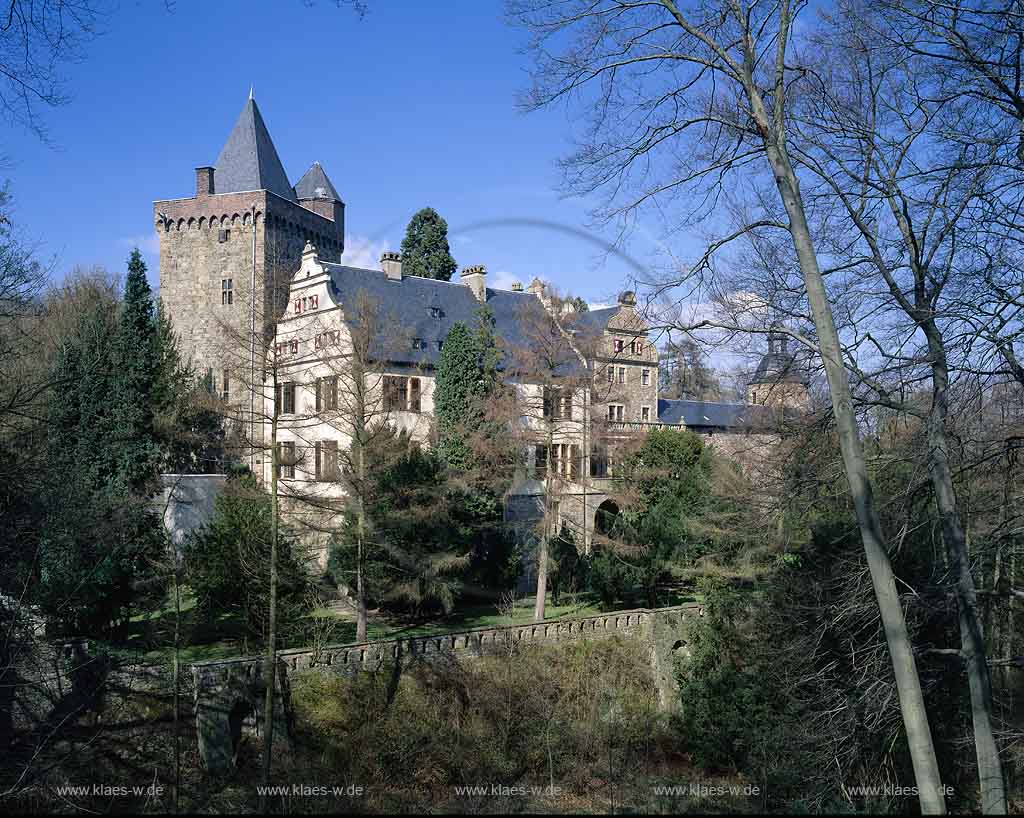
[594,499,619,536]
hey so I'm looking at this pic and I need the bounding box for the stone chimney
[461,264,487,302]
[511,282,523,292]
[381,252,402,281]
[195,166,215,197]
[527,278,545,297]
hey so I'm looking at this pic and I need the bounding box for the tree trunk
[923,329,1007,814]
[534,426,553,622]
[260,412,280,807]
[356,540,367,643]
[172,560,181,815]
[355,427,368,643]
[534,535,549,622]
[760,136,947,814]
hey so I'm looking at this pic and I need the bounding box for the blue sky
[2,0,677,307]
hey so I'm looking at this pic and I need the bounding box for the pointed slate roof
[214,97,295,201]
[294,161,342,202]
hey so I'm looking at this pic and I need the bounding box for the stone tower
[746,328,810,409]
[154,95,345,396]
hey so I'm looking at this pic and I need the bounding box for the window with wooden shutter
[384,375,407,412]
[409,378,421,412]
[276,382,295,415]
[323,440,339,481]
[276,441,295,479]
[315,376,338,413]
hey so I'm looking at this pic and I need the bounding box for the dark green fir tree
[400,207,457,281]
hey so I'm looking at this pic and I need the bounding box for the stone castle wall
[155,189,343,382]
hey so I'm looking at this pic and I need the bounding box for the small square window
[412,338,427,350]
[436,340,444,351]
[218,229,230,243]
[641,406,650,422]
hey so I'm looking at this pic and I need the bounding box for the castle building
[154,94,345,398]
[156,98,803,555]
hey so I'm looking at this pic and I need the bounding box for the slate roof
[657,398,775,429]
[573,306,619,334]
[294,162,341,202]
[214,98,296,201]
[321,263,613,373]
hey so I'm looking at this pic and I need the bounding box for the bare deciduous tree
[511,1,947,809]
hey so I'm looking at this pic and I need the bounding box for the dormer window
[430,306,443,319]
[613,338,624,353]
[412,338,427,350]
[436,340,444,351]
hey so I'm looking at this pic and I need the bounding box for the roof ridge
[322,261,537,294]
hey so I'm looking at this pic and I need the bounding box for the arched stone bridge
[190,603,703,775]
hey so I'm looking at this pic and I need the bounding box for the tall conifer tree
[112,249,159,495]
[400,207,457,281]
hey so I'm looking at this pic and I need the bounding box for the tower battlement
[154,96,345,389]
